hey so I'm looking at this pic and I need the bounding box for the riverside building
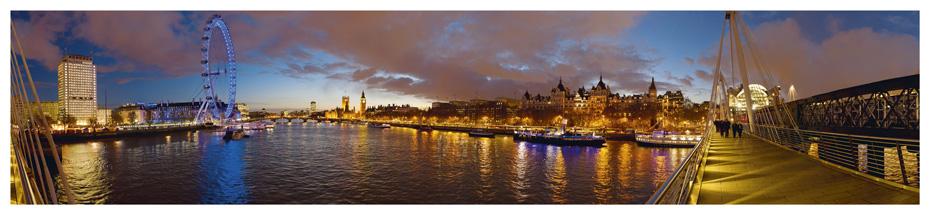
[57,55,97,126]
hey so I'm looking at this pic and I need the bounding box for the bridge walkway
[696,132,918,204]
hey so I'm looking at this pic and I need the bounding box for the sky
[11,11,919,111]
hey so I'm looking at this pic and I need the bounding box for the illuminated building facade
[57,55,97,126]
[728,84,774,111]
[97,108,111,125]
[236,103,249,121]
[113,101,222,124]
[519,75,691,127]
[341,96,350,112]
[33,101,59,124]
[522,75,656,114]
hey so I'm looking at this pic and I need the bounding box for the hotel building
[57,55,97,126]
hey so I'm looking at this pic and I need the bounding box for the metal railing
[751,124,919,187]
[646,125,712,204]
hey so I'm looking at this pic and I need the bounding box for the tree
[61,114,77,128]
[110,111,123,125]
[43,115,56,126]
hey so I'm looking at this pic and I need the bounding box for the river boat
[513,130,605,146]
[468,129,495,137]
[223,127,248,140]
[369,123,391,128]
[635,130,702,147]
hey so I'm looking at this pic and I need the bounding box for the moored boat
[223,127,248,140]
[513,130,605,146]
[368,123,391,128]
[468,129,495,138]
[635,130,701,147]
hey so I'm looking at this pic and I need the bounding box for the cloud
[693,18,918,99]
[693,69,713,82]
[14,12,205,77]
[15,11,658,101]
[751,18,917,98]
[226,12,653,100]
[11,12,72,71]
[664,71,695,87]
[281,62,357,79]
[73,12,202,76]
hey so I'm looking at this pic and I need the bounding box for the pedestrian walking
[722,120,730,138]
[735,123,744,138]
[731,123,740,138]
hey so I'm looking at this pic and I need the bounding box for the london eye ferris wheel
[195,14,239,124]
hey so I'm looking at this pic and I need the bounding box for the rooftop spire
[648,76,657,92]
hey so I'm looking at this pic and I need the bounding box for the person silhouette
[722,120,730,138]
[737,123,744,138]
[732,123,741,138]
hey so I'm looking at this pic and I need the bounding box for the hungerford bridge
[647,12,919,204]
[10,12,919,204]
[648,73,919,204]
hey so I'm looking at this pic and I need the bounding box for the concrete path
[696,133,919,204]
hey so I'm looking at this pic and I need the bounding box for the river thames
[55,122,689,204]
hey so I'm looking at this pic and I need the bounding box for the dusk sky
[12,11,918,111]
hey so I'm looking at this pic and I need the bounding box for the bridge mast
[728,11,755,132]
[708,12,729,122]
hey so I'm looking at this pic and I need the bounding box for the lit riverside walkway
[696,132,919,204]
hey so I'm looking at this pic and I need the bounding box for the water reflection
[593,146,611,203]
[56,124,689,204]
[59,142,112,204]
[545,146,567,203]
[199,139,248,203]
[512,142,530,202]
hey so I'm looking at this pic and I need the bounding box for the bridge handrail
[793,127,919,145]
[646,123,711,204]
[751,124,919,188]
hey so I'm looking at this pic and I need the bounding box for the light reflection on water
[199,138,248,203]
[57,124,689,204]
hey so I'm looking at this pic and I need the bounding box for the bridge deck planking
[696,133,918,204]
